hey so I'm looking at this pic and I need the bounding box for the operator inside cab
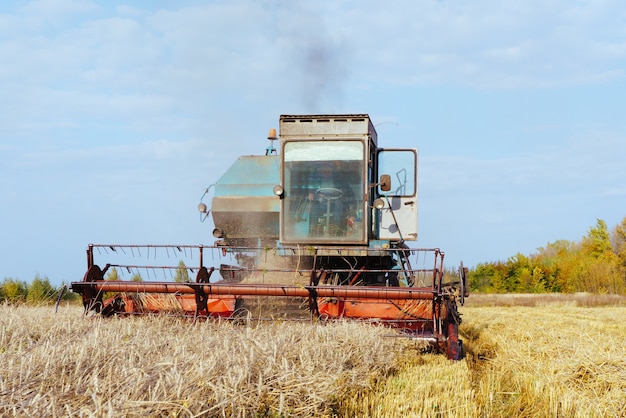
[307,161,356,237]
[282,140,365,243]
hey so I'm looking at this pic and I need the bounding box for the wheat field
[0,294,624,417]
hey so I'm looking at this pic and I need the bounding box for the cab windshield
[282,140,365,243]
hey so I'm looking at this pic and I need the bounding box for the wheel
[81,265,105,314]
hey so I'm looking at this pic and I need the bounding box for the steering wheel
[315,187,343,200]
[315,188,343,235]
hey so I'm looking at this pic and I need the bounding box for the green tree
[58,282,81,302]
[1,278,28,303]
[490,268,507,293]
[466,218,626,295]
[612,217,626,294]
[103,267,120,300]
[534,239,578,292]
[582,219,613,259]
[516,267,533,293]
[105,267,120,281]
[27,275,57,304]
[174,261,191,283]
[468,263,494,292]
[612,217,626,268]
[578,219,622,293]
[530,266,546,293]
[130,273,143,282]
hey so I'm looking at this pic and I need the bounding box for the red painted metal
[101,293,237,317]
[72,281,436,300]
[71,243,466,360]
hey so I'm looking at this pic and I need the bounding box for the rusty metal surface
[72,281,437,300]
[279,114,378,146]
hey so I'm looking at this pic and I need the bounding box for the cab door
[376,149,418,241]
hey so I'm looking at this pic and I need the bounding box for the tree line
[0,275,79,304]
[3,218,626,304]
[468,217,626,294]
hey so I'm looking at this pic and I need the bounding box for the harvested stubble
[340,295,626,417]
[460,304,626,418]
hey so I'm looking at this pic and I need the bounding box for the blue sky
[1,0,625,286]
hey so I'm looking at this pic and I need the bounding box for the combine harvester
[71,114,469,360]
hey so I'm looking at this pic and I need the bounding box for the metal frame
[71,243,467,359]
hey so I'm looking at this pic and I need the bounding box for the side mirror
[379,174,391,192]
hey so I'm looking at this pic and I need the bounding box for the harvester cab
[71,113,469,360]
[276,114,417,246]
[210,115,420,287]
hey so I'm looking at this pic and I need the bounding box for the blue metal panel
[211,155,281,244]
[214,155,279,197]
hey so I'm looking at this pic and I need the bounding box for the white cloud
[19,0,97,15]
[425,128,626,197]
[3,0,624,140]
[4,0,625,94]
[115,4,148,18]
[318,0,626,89]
